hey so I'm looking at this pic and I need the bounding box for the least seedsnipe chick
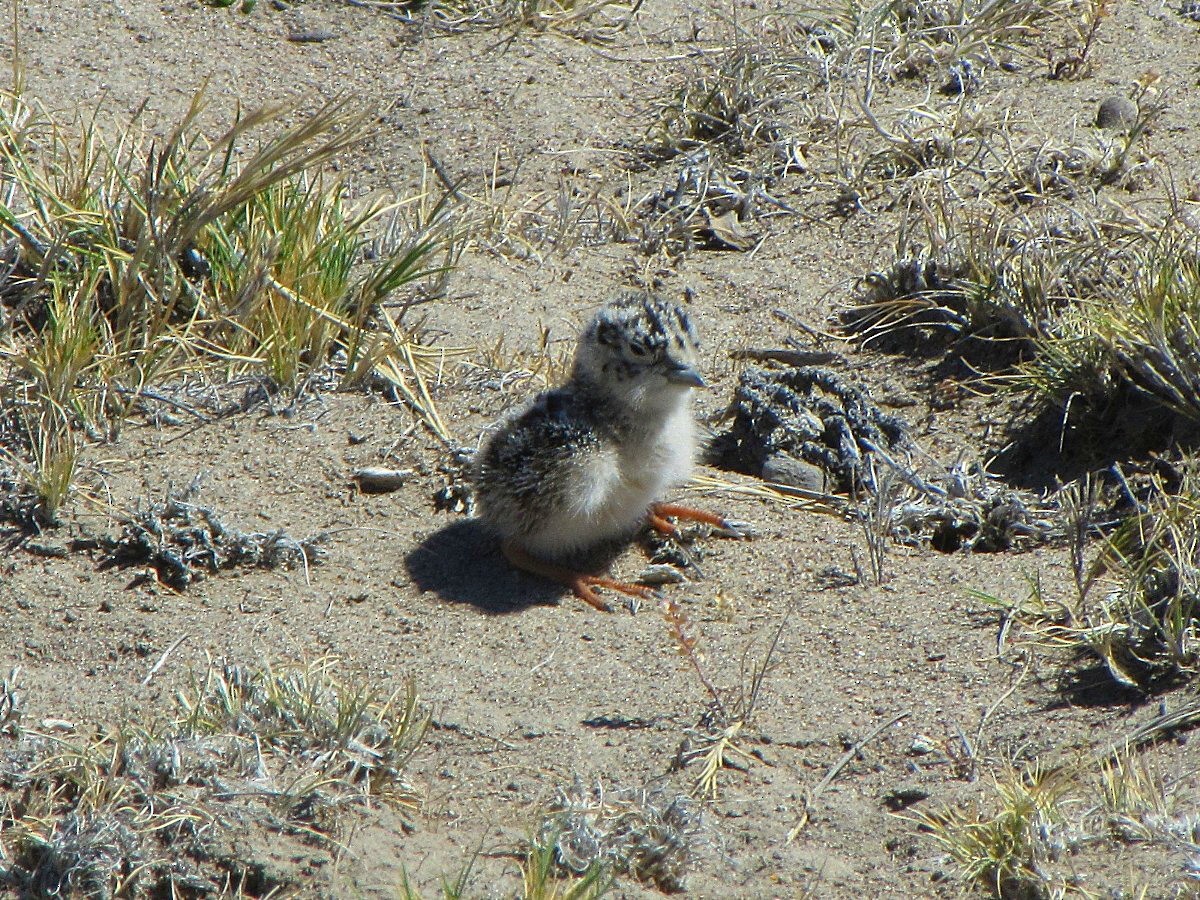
[473,291,744,611]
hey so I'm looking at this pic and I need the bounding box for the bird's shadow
[405,519,606,613]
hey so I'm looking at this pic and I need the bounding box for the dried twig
[142,634,190,685]
[663,597,728,722]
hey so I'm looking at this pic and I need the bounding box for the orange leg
[648,501,737,536]
[502,541,656,613]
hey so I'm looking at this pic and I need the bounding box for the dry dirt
[6,0,1200,897]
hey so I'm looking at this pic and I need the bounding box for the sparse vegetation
[991,462,1200,691]
[1018,225,1200,430]
[434,0,643,40]
[97,477,329,588]
[0,86,460,524]
[635,40,808,258]
[9,0,1200,894]
[663,599,786,800]
[918,745,1198,898]
[537,781,695,892]
[0,657,429,896]
[520,825,614,899]
[466,162,633,262]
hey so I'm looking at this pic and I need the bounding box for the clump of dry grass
[662,599,787,801]
[885,460,1063,553]
[645,48,809,163]
[634,40,808,259]
[467,164,633,263]
[0,657,428,896]
[1005,100,1161,202]
[792,0,1079,83]
[917,742,1199,898]
[993,463,1200,691]
[96,477,328,589]
[0,666,22,735]
[633,149,795,256]
[235,0,642,37]
[540,780,701,892]
[464,0,641,40]
[0,86,462,523]
[845,196,1148,356]
[175,657,428,811]
[382,0,643,41]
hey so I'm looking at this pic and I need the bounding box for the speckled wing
[474,388,618,540]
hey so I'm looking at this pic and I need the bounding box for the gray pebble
[288,29,336,43]
[1095,95,1138,130]
[762,454,827,492]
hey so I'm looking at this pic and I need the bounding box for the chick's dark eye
[628,342,650,358]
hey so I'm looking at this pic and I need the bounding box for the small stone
[25,542,68,558]
[1095,95,1138,130]
[288,29,336,43]
[909,735,938,755]
[940,59,979,95]
[637,563,685,586]
[884,784,931,810]
[762,454,827,491]
[751,746,778,766]
[352,467,412,493]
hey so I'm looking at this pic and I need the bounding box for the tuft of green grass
[1076,467,1200,688]
[206,0,257,11]
[395,833,611,899]
[0,87,462,521]
[1012,226,1200,431]
[916,745,1198,898]
[520,830,613,900]
[916,763,1074,898]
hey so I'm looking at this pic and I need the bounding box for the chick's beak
[666,362,706,388]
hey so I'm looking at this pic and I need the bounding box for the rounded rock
[1095,95,1138,130]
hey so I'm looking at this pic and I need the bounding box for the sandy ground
[6,0,1200,896]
